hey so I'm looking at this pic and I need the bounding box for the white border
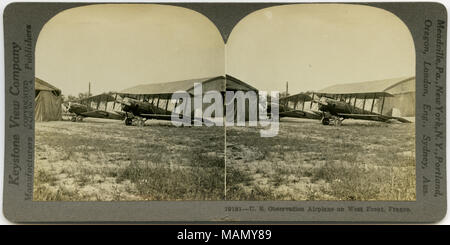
[0,0,448,225]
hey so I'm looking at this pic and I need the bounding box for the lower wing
[338,113,411,123]
[139,113,214,125]
[279,110,322,120]
[80,110,125,120]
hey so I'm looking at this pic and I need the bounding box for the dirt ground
[33,118,225,201]
[226,117,416,201]
[34,117,415,201]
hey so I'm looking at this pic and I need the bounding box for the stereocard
[1,1,447,223]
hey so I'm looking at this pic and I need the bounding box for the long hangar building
[319,76,415,117]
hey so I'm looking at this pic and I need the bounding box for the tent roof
[35,77,61,95]
[120,75,257,96]
[318,76,415,95]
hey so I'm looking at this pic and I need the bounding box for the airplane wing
[279,109,322,120]
[314,91,394,99]
[138,113,172,121]
[337,113,410,123]
[280,93,313,103]
[74,93,118,103]
[117,92,172,100]
[80,110,125,120]
[276,91,409,124]
[138,113,214,125]
[313,91,398,118]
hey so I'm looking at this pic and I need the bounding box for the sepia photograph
[32,3,415,202]
[33,4,227,201]
[225,4,416,200]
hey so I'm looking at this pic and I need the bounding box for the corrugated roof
[35,77,61,94]
[120,76,224,95]
[318,76,415,94]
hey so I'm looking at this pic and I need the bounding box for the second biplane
[279,91,411,126]
[65,93,126,122]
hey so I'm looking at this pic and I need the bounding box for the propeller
[116,97,132,106]
[315,97,328,106]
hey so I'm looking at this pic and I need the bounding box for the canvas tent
[35,77,63,121]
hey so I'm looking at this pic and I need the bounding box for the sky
[36,3,415,96]
[226,4,415,93]
[36,4,225,96]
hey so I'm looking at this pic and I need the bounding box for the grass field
[34,119,225,201]
[226,118,416,201]
[34,117,415,201]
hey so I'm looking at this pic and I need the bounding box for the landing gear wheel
[125,118,133,126]
[76,116,84,122]
[71,116,77,122]
[321,117,330,125]
[137,119,145,127]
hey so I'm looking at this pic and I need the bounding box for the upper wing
[279,93,312,106]
[314,91,394,99]
[278,93,319,120]
[74,93,118,103]
[69,93,123,114]
[117,92,173,100]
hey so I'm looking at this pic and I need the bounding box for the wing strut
[370,93,376,113]
[113,93,117,110]
[165,99,169,113]
[105,95,108,111]
[350,96,354,113]
[362,95,367,114]
[156,95,160,109]
[380,95,385,115]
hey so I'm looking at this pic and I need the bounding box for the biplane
[64,75,257,126]
[116,75,258,126]
[116,96,176,126]
[115,77,222,126]
[65,93,126,122]
[279,91,411,126]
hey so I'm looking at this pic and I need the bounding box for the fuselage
[318,97,365,116]
[68,103,89,115]
[68,102,124,120]
[121,98,157,118]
